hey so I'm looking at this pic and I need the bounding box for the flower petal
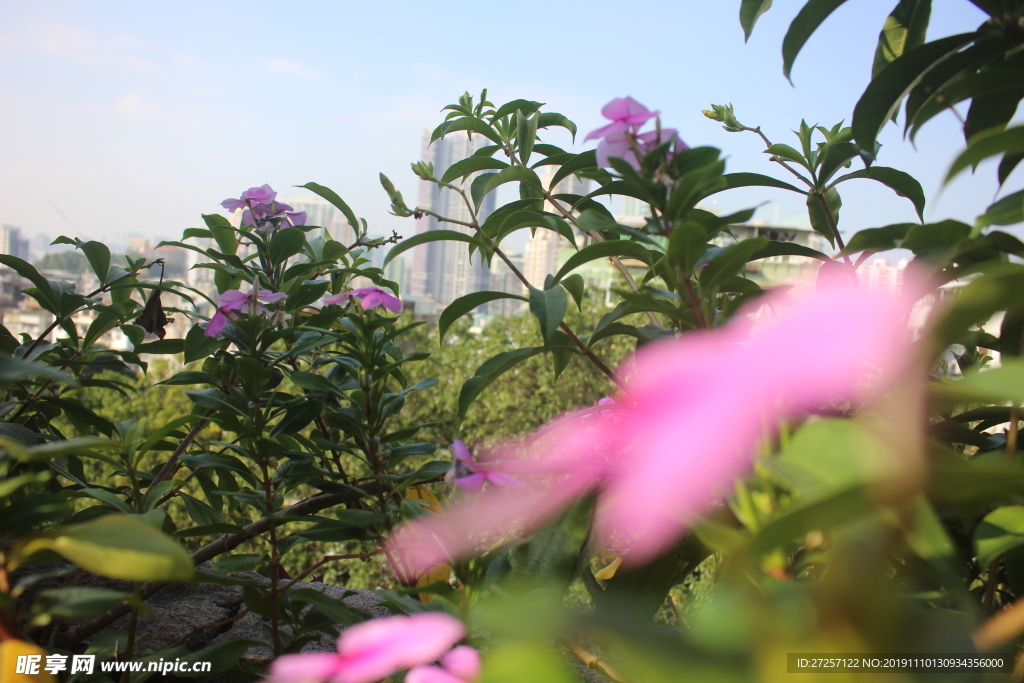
[441,646,481,680]
[406,665,467,683]
[336,613,464,683]
[268,652,343,683]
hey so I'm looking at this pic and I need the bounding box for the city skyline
[1,2,1011,254]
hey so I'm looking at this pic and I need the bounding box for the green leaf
[299,182,359,232]
[384,230,473,267]
[458,347,544,423]
[816,142,861,184]
[975,506,1024,568]
[79,241,111,284]
[872,0,932,78]
[765,143,807,166]
[492,99,544,120]
[900,219,971,255]
[34,587,129,618]
[708,172,807,198]
[806,187,842,246]
[561,273,585,311]
[699,237,769,290]
[185,388,249,417]
[842,223,913,253]
[184,323,225,364]
[438,291,528,344]
[289,588,367,626]
[552,240,652,284]
[946,126,1024,184]
[535,112,577,141]
[0,353,78,385]
[133,338,185,355]
[440,157,510,185]
[432,116,503,145]
[270,399,324,436]
[269,227,307,263]
[979,189,1024,227]
[0,255,58,312]
[748,240,831,262]
[528,285,568,348]
[516,110,539,165]
[547,150,597,191]
[831,166,926,220]
[740,0,774,41]
[782,0,851,81]
[933,358,1024,404]
[175,639,259,676]
[202,213,237,254]
[483,166,543,197]
[667,221,708,274]
[285,279,330,310]
[11,515,193,581]
[853,33,976,157]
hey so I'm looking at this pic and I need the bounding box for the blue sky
[0,0,1009,252]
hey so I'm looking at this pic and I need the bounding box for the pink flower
[407,646,481,683]
[322,287,402,313]
[268,613,469,683]
[448,440,524,494]
[221,184,307,230]
[222,184,277,213]
[387,277,924,573]
[204,286,287,337]
[584,97,659,142]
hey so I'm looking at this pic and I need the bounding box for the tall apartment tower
[411,130,498,305]
[521,167,589,289]
[0,225,31,262]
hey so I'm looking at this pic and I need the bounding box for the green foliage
[34,250,88,273]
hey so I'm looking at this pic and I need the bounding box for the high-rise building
[0,225,31,262]
[413,130,498,306]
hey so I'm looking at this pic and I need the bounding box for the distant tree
[35,250,88,273]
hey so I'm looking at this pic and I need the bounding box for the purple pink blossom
[386,276,924,575]
[204,286,287,337]
[322,287,402,313]
[267,612,474,683]
[221,184,307,231]
[584,98,688,169]
[447,440,524,494]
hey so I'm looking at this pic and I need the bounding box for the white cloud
[265,59,328,81]
[31,24,105,63]
[113,93,162,120]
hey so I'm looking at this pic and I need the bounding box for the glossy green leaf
[384,230,474,266]
[269,227,307,263]
[516,110,539,165]
[552,240,652,283]
[740,0,773,40]
[458,347,544,423]
[439,291,528,344]
[946,126,1024,183]
[536,112,577,140]
[528,285,567,348]
[431,116,503,146]
[667,221,707,274]
[699,237,769,290]
[0,354,77,385]
[782,0,851,81]
[842,223,913,253]
[79,241,111,284]
[706,172,807,199]
[975,505,1024,568]
[933,358,1024,404]
[270,399,324,436]
[483,166,543,196]
[299,182,359,231]
[561,273,585,311]
[439,156,510,185]
[831,166,926,220]
[806,187,842,246]
[853,33,976,156]
[747,240,830,262]
[547,150,597,191]
[34,587,129,618]
[979,189,1024,227]
[11,515,193,581]
[817,142,861,184]
[872,0,932,77]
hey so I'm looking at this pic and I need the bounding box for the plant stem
[139,413,212,510]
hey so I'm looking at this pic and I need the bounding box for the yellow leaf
[594,556,622,581]
[416,562,453,603]
[406,484,442,513]
[0,640,57,683]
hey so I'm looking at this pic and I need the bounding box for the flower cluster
[204,286,286,337]
[221,184,307,235]
[584,97,688,170]
[323,286,402,313]
[387,276,923,573]
[268,612,479,683]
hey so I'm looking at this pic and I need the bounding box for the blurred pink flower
[205,286,287,337]
[323,287,402,313]
[387,277,923,573]
[448,440,524,494]
[222,184,277,213]
[268,612,467,683]
[407,646,481,683]
[221,184,307,230]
